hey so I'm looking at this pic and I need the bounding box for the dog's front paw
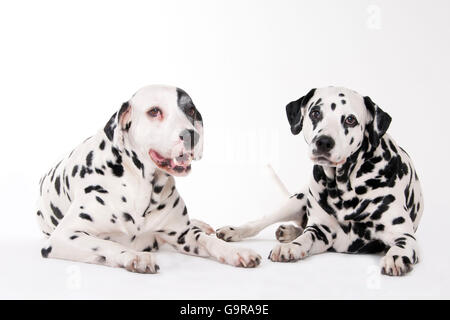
[269,242,307,262]
[380,252,413,276]
[275,224,303,243]
[216,226,243,242]
[218,247,261,268]
[119,251,159,274]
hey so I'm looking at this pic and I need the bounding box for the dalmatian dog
[36,85,261,273]
[217,86,423,276]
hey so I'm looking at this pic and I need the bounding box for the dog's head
[106,85,203,177]
[286,86,391,167]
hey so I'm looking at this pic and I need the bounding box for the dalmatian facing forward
[37,85,261,273]
[217,86,424,276]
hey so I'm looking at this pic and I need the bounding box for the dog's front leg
[216,190,308,242]
[378,232,419,276]
[42,202,159,273]
[157,194,262,268]
[158,225,262,268]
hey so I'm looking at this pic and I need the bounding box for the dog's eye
[310,110,322,120]
[345,115,358,127]
[187,107,195,118]
[147,107,162,118]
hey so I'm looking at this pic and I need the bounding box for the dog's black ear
[118,101,132,131]
[286,88,316,135]
[364,96,392,148]
[104,113,117,142]
[104,101,132,142]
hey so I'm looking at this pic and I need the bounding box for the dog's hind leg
[269,223,335,262]
[36,204,54,238]
[275,224,304,243]
[190,219,215,235]
[41,201,159,274]
[216,190,308,242]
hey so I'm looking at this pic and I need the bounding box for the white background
[0,0,449,299]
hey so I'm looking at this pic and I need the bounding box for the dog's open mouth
[149,149,192,176]
[311,156,346,167]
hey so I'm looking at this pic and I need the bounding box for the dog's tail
[265,164,290,198]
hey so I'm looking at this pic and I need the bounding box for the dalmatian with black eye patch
[37,85,261,273]
[217,86,424,276]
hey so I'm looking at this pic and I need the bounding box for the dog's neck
[322,134,381,187]
[321,152,361,184]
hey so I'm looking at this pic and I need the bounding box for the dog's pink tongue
[150,150,165,161]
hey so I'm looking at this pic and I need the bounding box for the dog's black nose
[179,129,200,150]
[315,135,335,154]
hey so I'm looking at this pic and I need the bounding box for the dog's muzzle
[179,129,200,151]
[313,135,335,155]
